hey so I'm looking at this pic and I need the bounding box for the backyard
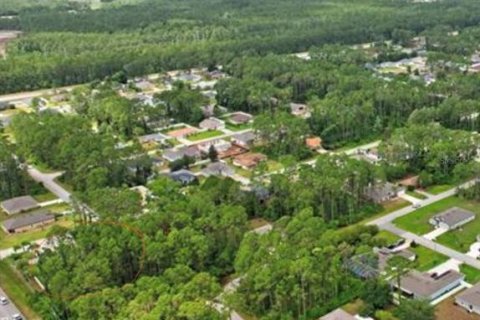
[410,245,449,272]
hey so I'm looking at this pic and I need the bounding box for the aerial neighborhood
[3,0,480,320]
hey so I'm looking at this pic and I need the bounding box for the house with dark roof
[456,282,480,315]
[228,112,253,125]
[2,211,55,233]
[201,162,234,177]
[233,153,267,169]
[169,169,198,185]
[393,269,464,301]
[1,196,39,215]
[364,182,403,204]
[199,117,225,130]
[429,207,475,230]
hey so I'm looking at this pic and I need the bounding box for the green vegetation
[186,129,224,141]
[410,245,449,272]
[460,264,480,284]
[0,260,40,319]
[426,184,454,195]
[437,215,480,252]
[226,122,252,132]
[373,230,400,247]
[405,190,427,200]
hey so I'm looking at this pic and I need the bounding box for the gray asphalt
[367,179,480,269]
[0,287,23,320]
[27,166,71,203]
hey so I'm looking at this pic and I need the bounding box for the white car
[12,314,23,320]
[412,202,422,209]
[0,296,7,305]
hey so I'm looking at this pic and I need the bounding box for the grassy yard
[361,198,410,224]
[460,264,480,284]
[249,218,270,230]
[33,192,57,202]
[186,129,224,141]
[0,260,40,319]
[394,196,472,235]
[373,230,401,246]
[436,215,480,253]
[426,184,453,195]
[0,217,74,249]
[225,122,252,131]
[406,190,427,200]
[410,245,449,272]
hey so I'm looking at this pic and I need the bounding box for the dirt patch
[436,294,480,320]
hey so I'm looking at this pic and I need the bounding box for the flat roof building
[1,196,39,215]
[429,207,475,230]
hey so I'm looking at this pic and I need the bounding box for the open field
[0,260,40,319]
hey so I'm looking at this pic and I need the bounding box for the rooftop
[167,127,199,138]
[1,196,39,215]
[430,207,475,228]
[456,282,480,307]
[397,270,464,299]
[3,210,54,231]
[320,308,356,320]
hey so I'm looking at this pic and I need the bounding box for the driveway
[0,287,23,320]
[423,227,449,240]
[27,166,71,202]
[467,242,480,259]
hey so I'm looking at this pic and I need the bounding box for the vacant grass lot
[394,196,473,235]
[410,245,449,272]
[426,184,453,195]
[225,122,252,131]
[437,215,480,253]
[373,230,401,246]
[186,130,224,141]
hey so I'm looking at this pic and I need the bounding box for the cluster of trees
[30,176,249,318]
[379,124,480,187]
[10,112,150,191]
[3,0,480,93]
[0,138,44,200]
[263,155,378,223]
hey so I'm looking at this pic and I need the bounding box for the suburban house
[163,146,201,162]
[198,139,232,154]
[364,182,403,204]
[429,207,475,230]
[305,136,322,150]
[199,117,225,130]
[169,169,198,186]
[455,282,480,315]
[138,133,170,145]
[1,196,39,215]
[201,162,234,177]
[232,132,256,148]
[290,103,311,118]
[233,153,267,169]
[166,127,199,139]
[201,105,215,117]
[375,247,417,273]
[320,308,356,320]
[228,112,253,125]
[393,270,464,301]
[2,211,55,234]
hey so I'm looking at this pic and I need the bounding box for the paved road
[0,287,23,320]
[27,166,71,203]
[0,85,77,104]
[367,179,480,269]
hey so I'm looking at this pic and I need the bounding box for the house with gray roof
[393,269,464,301]
[456,282,480,315]
[201,162,234,177]
[163,146,201,162]
[1,196,39,215]
[138,133,169,145]
[364,182,403,204]
[232,132,256,148]
[169,169,198,186]
[199,117,225,130]
[429,207,475,230]
[2,210,55,233]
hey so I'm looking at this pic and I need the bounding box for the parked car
[12,314,23,320]
[0,296,7,305]
[413,202,422,209]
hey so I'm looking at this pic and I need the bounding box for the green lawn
[33,192,57,202]
[225,122,252,131]
[426,184,453,195]
[374,230,401,246]
[410,245,449,272]
[186,130,224,141]
[460,264,480,284]
[0,260,40,319]
[405,190,427,200]
[266,160,283,172]
[436,215,480,252]
[394,196,472,235]
[361,198,410,224]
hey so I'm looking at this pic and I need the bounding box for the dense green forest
[2,0,480,93]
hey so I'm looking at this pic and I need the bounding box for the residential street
[27,166,71,203]
[367,179,480,269]
[0,287,23,320]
